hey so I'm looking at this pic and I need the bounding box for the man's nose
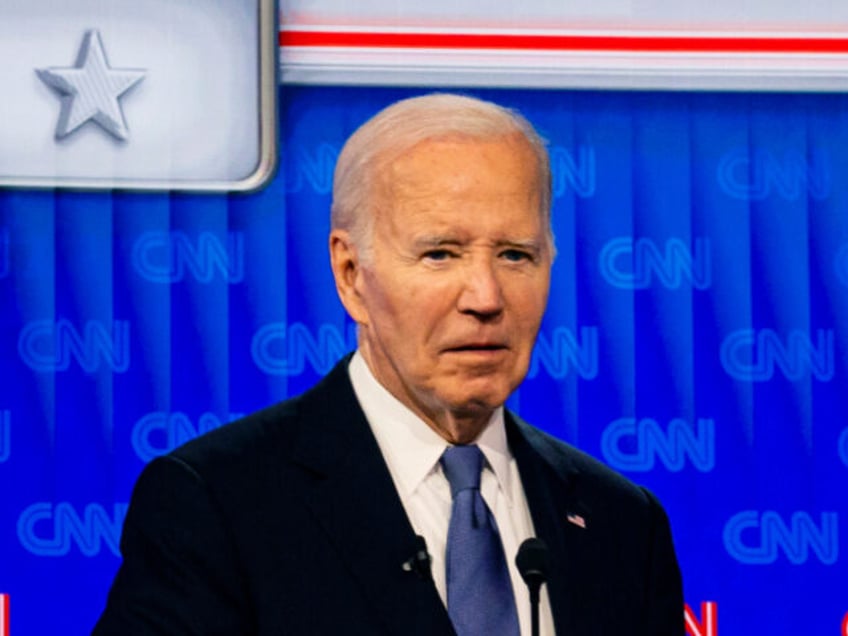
[457,258,505,318]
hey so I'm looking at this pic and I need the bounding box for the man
[94,94,683,635]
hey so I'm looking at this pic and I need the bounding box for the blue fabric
[3,85,847,634]
[441,445,520,636]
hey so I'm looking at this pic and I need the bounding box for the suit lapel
[286,360,455,636]
[283,359,603,635]
[507,415,592,636]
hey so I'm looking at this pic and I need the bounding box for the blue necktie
[441,445,520,636]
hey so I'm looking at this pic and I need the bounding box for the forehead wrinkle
[386,136,534,194]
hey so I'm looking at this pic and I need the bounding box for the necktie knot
[441,445,484,497]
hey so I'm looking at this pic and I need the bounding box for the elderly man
[94,94,683,635]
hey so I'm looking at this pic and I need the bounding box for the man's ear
[329,229,369,325]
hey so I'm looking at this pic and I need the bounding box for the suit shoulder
[512,414,654,509]
[163,356,355,475]
[168,396,301,473]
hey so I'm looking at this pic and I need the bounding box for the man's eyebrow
[495,238,543,252]
[411,236,544,251]
[412,235,465,248]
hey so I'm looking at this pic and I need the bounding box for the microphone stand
[515,538,550,636]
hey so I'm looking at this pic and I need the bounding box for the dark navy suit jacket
[93,357,684,635]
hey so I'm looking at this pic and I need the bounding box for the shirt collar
[348,351,514,504]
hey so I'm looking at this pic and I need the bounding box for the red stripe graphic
[280,30,848,55]
[0,594,8,636]
[684,601,717,636]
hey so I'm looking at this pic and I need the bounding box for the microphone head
[515,537,550,589]
[402,534,432,580]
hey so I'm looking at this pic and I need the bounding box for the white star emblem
[37,30,146,142]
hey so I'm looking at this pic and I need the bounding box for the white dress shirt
[348,352,555,636]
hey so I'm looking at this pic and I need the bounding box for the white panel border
[279,27,848,91]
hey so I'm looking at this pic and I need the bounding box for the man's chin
[418,387,512,443]
[441,387,511,419]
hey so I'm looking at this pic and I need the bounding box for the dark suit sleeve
[92,456,251,636]
[641,487,685,636]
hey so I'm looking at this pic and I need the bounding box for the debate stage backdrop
[1,84,847,634]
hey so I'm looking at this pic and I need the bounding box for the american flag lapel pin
[566,512,587,529]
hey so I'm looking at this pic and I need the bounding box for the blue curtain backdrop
[0,84,846,635]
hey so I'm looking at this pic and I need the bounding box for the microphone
[401,535,432,580]
[515,538,550,636]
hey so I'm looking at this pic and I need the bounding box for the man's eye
[501,249,532,262]
[423,249,454,261]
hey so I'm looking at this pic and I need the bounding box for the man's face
[333,133,552,442]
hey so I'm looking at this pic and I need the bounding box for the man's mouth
[445,343,508,353]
